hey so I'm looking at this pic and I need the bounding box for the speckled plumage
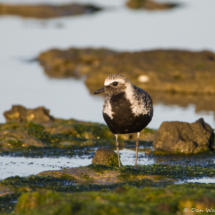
[94,74,153,167]
[103,75,153,134]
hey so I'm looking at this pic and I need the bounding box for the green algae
[3,164,215,214]
[143,127,156,134]
[153,147,211,155]
[0,120,155,158]
[6,139,23,147]
[1,175,172,197]
[89,163,215,181]
[0,193,20,214]
[12,184,215,215]
[107,153,119,167]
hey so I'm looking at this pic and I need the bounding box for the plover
[94,74,153,168]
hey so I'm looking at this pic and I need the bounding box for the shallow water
[0,148,154,180]
[0,0,215,128]
[0,0,215,181]
[177,177,215,184]
[0,155,92,180]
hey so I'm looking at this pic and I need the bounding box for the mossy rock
[14,184,215,215]
[92,148,121,167]
[3,105,53,123]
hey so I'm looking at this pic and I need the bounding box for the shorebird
[94,74,153,168]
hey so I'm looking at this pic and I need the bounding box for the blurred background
[0,0,215,129]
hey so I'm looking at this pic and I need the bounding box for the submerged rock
[153,118,214,154]
[92,148,120,167]
[0,3,102,19]
[38,48,215,95]
[4,105,54,123]
[126,0,179,10]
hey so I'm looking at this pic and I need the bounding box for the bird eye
[113,82,118,86]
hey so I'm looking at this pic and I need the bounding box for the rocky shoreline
[38,48,215,95]
[0,105,215,213]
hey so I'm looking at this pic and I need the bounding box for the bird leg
[115,134,121,168]
[134,132,140,168]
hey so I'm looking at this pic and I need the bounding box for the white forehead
[104,78,125,86]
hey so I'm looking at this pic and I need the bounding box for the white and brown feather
[102,74,153,134]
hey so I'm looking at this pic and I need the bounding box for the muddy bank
[126,0,179,10]
[38,48,215,96]
[0,3,101,19]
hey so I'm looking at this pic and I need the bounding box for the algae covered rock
[0,130,44,148]
[126,0,179,10]
[4,105,54,123]
[153,118,214,154]
[92,148,120,167]
[14,184,215,215]
[0,3,101,19]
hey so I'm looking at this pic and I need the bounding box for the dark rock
[92,148,121,167]
[153,118,214,154]
[0,3,102,19]
[4,105,54,123]
[126,0,180,10]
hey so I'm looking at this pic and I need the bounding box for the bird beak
[93,86,105,94]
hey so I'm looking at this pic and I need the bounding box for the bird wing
[133,85,153,115]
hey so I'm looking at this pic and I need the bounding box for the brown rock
[153,118,214,154]
[38,48,118,78]
[0,130,44,148]
[92,148,120,167]
[38,166,155,185]
[38,48,215,95]
[0,3,101,19]
[4,105,53,123]
[85,50,215,95]
[0,184,13,197]
[126,0,179,10]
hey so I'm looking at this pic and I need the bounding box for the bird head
[93,74,133,96]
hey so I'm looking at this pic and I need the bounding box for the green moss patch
[0,193,20,214]
[13,184,215,215]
